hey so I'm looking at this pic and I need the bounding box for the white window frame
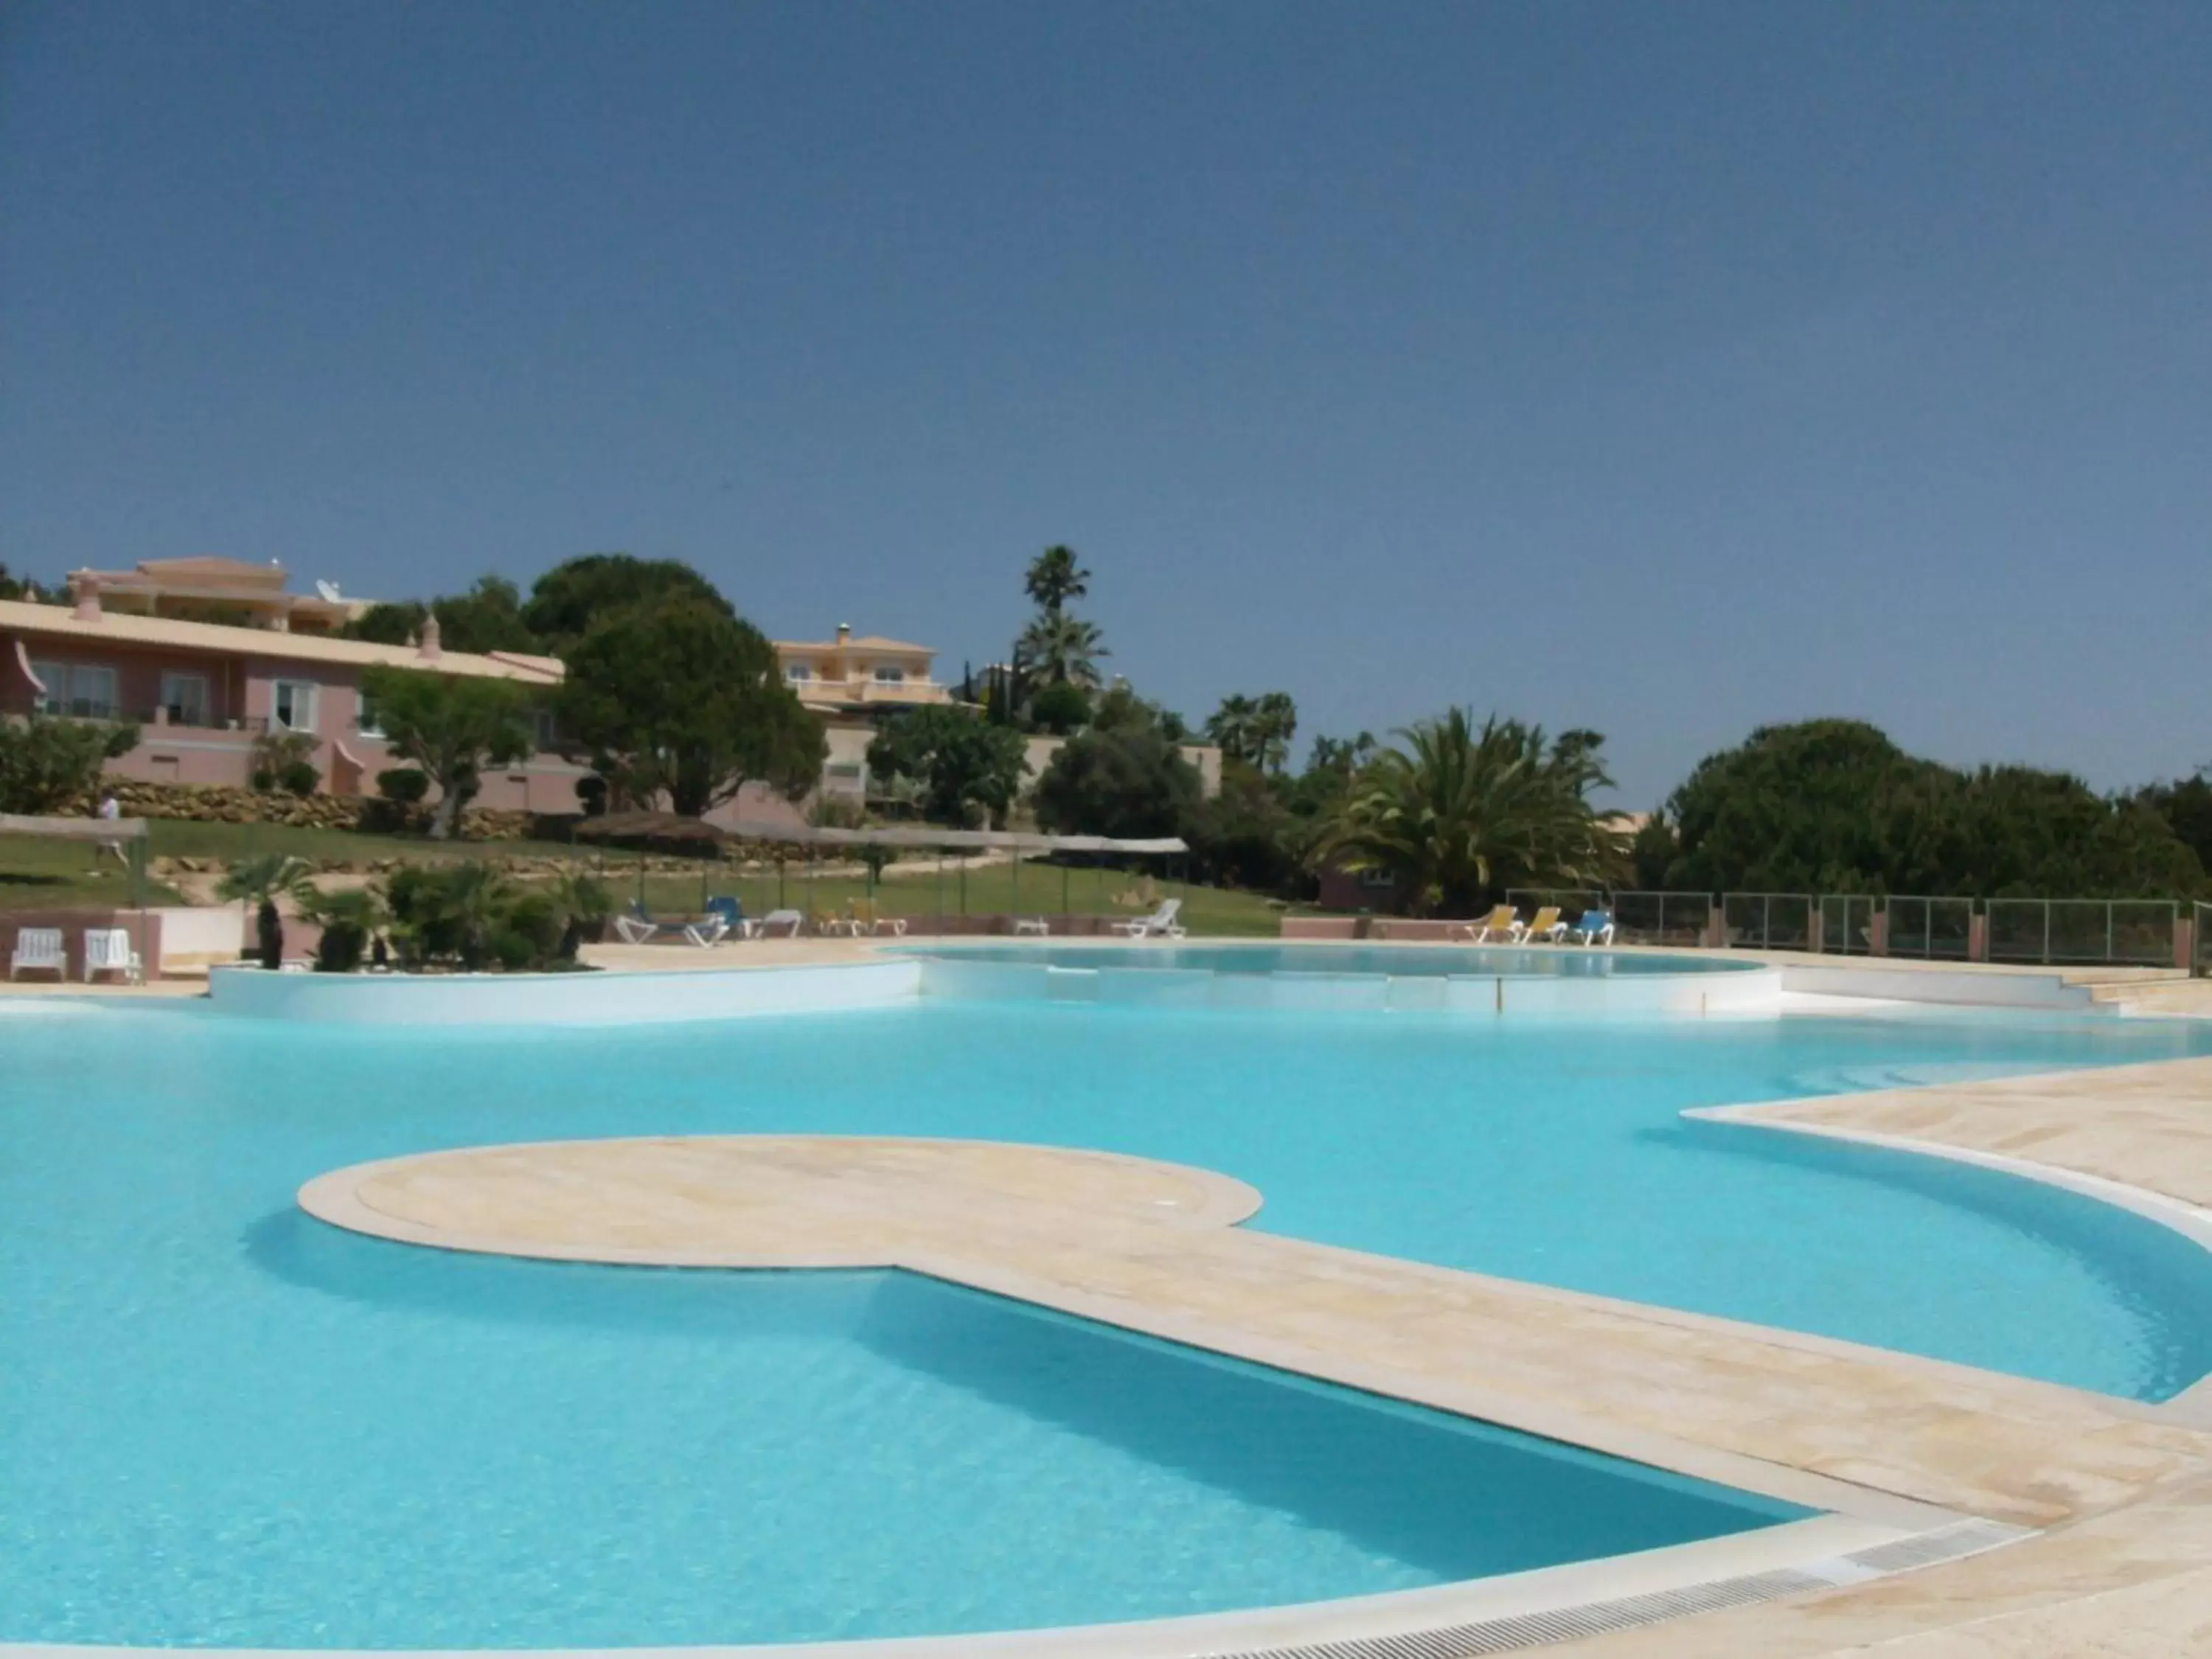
[871,664,907,684]
[271,680,319,734]
[783,663,813,682]
[354,688,384,738]
[160,672,210,728]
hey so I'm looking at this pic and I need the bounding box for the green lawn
[0,833,184,911]
[2,820,1293,935]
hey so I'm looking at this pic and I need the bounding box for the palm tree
[1252,692,1298,775]
[1017,611,1107,687]
[1205,695,1259,765]
[1023,546,1091,615]
[1310,709,1627,917]
[216,855,316,969]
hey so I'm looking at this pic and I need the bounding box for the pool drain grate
[1202,1518,2029,1659]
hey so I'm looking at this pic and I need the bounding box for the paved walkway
[296,1054,2212,1658]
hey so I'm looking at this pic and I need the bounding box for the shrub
[249,731,319,796]
[377,767,431,805]
[0,713,139,813]
[1029,680,1092,736]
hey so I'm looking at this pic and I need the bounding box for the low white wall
[1778,964,2093,1009]
[919,957,1784,1018]
[208,959,922,1025]
[153,905,244,967]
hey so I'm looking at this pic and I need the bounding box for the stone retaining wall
[60,779,538,839]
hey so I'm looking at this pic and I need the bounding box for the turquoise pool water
[911,942,1761,976]
[4,997,2212,1646]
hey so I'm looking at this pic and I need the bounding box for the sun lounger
[1567,909,1615,945]
[871,917,908,936]
[612,913,660,945]
[682,915,731,947]
[1012,917,1051,936]
[83,928,144,984]
[1450,905,1522,943]
[9,927,65,981]
[1523,905,1566,943]
[757,908,806,938]
[1109,898,1184,939]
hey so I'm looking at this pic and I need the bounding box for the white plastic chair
[612,914,660,945]
[9,928,66,981]
[1110,898,1185,939]
[83,928,144,984]
[1012,917,1051,936]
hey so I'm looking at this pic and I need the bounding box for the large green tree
[0,713,139,813]
[523,554,732,650]
[1663,720,2205,897]
[1311,709,1625,917]
[555,597,824,816]
[347,576,537,655]
[1032,725,1203,840]
[358,666,536,838]
[866,706,1027,827]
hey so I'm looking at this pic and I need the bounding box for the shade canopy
[714,820,1185,855]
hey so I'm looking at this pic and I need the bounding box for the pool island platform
[291,1056,2212,1659]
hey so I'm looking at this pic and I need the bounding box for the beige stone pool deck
[296,1045,2212,1658]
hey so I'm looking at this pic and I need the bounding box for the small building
[773,624,959,802]
[0,586,583,812]
[64,556,366,636]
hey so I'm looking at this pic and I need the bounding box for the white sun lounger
[9,927,66,980]
[613,914,660,945]
[758,909,806,937]
[83,928,144,984]
[1110,899,1185,939]
[681,916,731,948]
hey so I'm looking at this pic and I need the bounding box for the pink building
[0,566,583,812]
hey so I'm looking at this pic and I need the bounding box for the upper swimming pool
[4,994,2212,1647]
[912,942,1762,976]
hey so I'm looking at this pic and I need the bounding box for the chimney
[418,614,443,661]
[835,622,852,645]
[71,575,102,622]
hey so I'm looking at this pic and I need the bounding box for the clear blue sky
[3,1,2206,804]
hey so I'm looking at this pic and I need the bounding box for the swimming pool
[908,942,1765,976]
[4,994,2211,1646]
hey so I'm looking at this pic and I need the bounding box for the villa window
[872,664,906,684]
[27,658,64,716]
[355,689,384,738]
[271,679,319,733]
[1360,870,1397,888]
[784,663,812,682]
[160,672,209,728]
[32,662,118,719]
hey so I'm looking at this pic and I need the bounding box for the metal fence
[1491,889,2201,972]
[1722,892,1816,951]
[1818,894,1877,955]
[1610,891,1715,947]
[1882,895,1975,959]
[1983,899,2177,967]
